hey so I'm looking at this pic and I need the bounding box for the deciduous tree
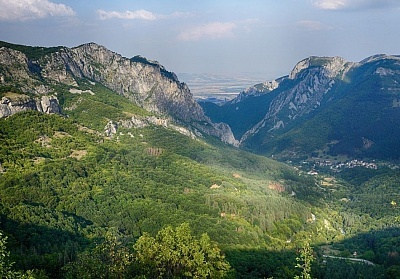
[134,223,231,278]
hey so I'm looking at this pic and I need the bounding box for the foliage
[294,241,314,279]
[0,231,36,279]
[0,104,397,277]
[2,44,400,278]
[134,223,231,278]
[225,249,296,279]
[315,258,385,279]
[59,80,149,131]
[63,231,133,279]
[0,41,63,61]
[0,109,320,277]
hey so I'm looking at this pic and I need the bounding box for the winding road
[323,255,375,266]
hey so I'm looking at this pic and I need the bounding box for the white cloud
[297,20,332,30]
[314,0,346,10]
[97,9,190,21]
[97,9,157,21]
[178,22,237,41]
[313,0,400,11]
[0,0,75,21]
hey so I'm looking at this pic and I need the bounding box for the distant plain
[179,72,275,102]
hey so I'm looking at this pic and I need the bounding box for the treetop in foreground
[134,222,231,278]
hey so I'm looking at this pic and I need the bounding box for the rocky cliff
[0,93,60,118]
[202,54,400,159]
[229,77,284,104]
[0,41,237,145]
[239,56,355,143]
[39,43,207,122]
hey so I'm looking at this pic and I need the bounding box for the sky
[0,0,399,79]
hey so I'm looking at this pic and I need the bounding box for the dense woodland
[1,75,400,278]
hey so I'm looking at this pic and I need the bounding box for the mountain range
[1,41,400,278]
[3,39,399,163]
[200,54,400,162]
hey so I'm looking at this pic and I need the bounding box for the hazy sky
[0,0,399,78]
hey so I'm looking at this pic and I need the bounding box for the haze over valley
[179,72,274,102]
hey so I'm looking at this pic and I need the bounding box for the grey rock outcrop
[37,95,61,114]
[116,115,197,139]
[230,78,283,104]
[114,115,238,146]
[0,94,60,118]
[239,56,354,143]
[0,42,237,145]
[40,43,207,123]
[104,121,118,138]
[0,47,52,95]
[267,57,351,122]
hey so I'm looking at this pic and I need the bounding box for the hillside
[201,55,400,162]
[0,82,317,278]
[0,40,237,146]
[1,42,400,278]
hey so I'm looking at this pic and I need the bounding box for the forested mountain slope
[201,55,400,161]
[1,42,400,278]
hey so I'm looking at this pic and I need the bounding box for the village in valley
[287,157,400,176]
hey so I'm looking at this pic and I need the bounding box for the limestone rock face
[0,48,30,82]
[104,121,118,138]
[210,122,239,146]
[0,42,237,145]
[231,54,400,152]
[0,47,53,94]
[268,56,352,122]
[37,95,61,114]
[115,115,239,146]
[28,43,201,122]
[239,57,354,143]
[0,94,60,118]
[0,94,35,117]
[230,78,283,104]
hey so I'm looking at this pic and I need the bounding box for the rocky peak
[0,41,238,145]
[289,58,310,79]
[360,54,400,64]
[289,56,350,80]
[0,47,28,65]
[268,57,350,120]
[130,55,179,82]
[0,46,62,118]
[230,76,286,105]
[239,56,354,143]
[73,42,117,61]
[59,43,204,121]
